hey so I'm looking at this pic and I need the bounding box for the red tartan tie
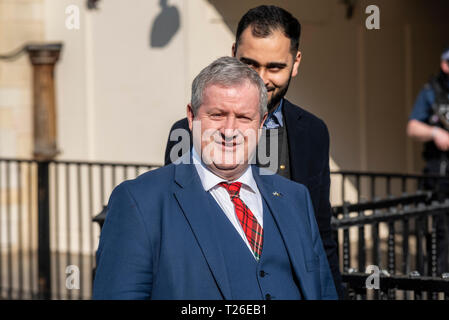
[219,182,263,260]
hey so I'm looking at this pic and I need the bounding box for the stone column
[27,43,63,299]
[27,43,63,160]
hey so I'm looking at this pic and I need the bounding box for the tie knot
[264,113,280,129]
[219,182,242,198]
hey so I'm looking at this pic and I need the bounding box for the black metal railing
[341,272,449,300]
[331,171,449,299]
[0,159,39,300]
[0,158,159,300]
[2,162,449,299]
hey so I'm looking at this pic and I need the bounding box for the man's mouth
[220,140,239,148]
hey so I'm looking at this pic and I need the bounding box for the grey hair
[191,56,267,119]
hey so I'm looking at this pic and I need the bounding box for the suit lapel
[173,162,232,300]
[283,99,308,183]
[252,166,309,290]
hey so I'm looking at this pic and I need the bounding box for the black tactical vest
[423,74,449,161]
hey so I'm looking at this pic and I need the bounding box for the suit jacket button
[259,270,266,277]
[265,293,272,300]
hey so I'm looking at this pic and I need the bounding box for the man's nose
[221,117,238,139]
[223,116,237,130]
[256,68,270,86]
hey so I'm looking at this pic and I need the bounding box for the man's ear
[260,112,268,129]
[231,43,237,57]
[291,50,302,78]
[187,103,194,131]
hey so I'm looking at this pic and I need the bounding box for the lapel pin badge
[272,191,283,197]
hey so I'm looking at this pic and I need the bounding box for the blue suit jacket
[93,161,338,300]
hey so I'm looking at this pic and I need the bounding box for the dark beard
[267,75,292,113]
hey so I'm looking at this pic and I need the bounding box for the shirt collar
[264,98,284,128]
[192,147,257,194]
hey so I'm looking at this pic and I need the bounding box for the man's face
[442,59,449,74]
[233,27,301,112]
[187,82,267,181]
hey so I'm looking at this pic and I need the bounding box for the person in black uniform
[163,5,344,298]
[407,46,449,274]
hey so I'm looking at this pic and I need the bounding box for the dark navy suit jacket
[92,160,338,300]
[163,99,343,298]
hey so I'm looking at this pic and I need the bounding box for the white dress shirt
[192,147,263,258]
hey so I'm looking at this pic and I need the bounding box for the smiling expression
[187,81,266,181]
[233,28,301,112]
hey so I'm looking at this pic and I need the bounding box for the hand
[432,127,449,151]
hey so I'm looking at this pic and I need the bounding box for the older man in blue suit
[93,57,337,300]
[164,6,342,298]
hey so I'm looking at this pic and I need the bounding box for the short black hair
[235,5,301,56]
[442,45,449,61]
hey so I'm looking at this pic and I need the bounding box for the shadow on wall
[150,0,180,48]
